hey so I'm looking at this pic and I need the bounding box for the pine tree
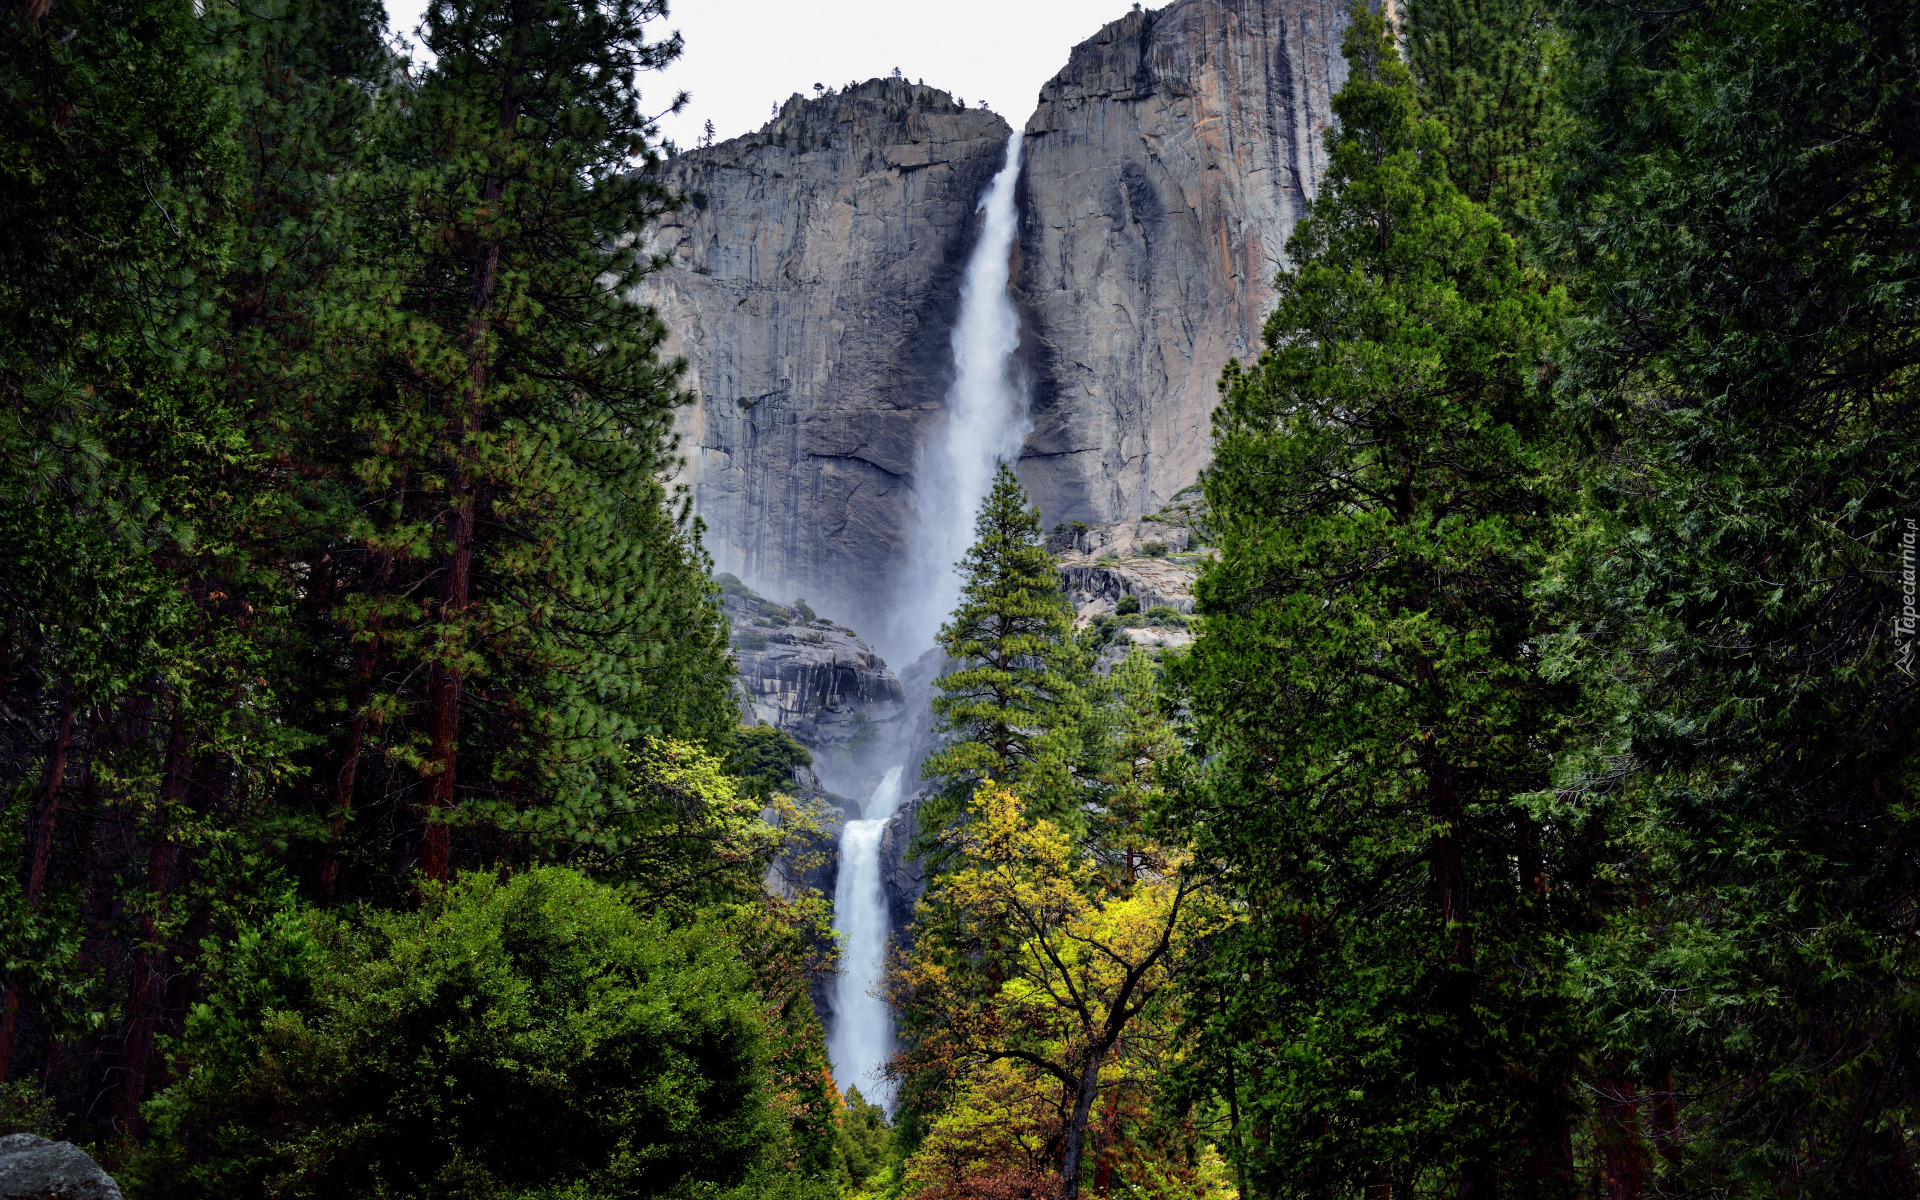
[314,0,730,886]
[1404,0,1563,224]
[1180,4,1581,1194]
[919,464,1089,851]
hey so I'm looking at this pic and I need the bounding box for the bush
[729,723,813,800]
[1115,595,1141,616]
[793,598,817,623]
[132,869,781,1200]
[1144,605,1185,627]
[1142,541,1169,557]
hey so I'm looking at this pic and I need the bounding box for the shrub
[1144,605,1185,626]
[1115,595,1141,616]
[1142,541,1169,557]
[132,870,781,1200]
[730,724,813,800]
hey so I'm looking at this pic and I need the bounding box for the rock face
[637,0,1349,631]
[636,82,1012,632]
[0,1135,124,1200]
[1013,0,1351,527]
[719,576,906,757]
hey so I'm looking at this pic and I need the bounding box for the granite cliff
[636,0,1348,631]
[635,82,1011,635]
[1014,0,1350,525]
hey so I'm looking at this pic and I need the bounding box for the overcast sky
[382,0,1138,148]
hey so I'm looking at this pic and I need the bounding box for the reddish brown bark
[111,720,190,1139]
[321,553,389,897]
[1597,1072,1648,1200]
[420,29,527,885]
[1649,1067,1682,1178]
[0,700,76,1081]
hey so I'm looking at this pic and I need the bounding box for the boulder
[0,1135,123,1200]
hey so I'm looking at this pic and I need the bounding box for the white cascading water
[879,130,1032,664]
[827,132,1030,1106]
[827,765,904,1101]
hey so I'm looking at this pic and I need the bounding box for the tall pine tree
[1179,5,1582,1194]
[919,464,1089,853]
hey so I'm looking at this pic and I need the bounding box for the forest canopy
[0,0,1915,1197]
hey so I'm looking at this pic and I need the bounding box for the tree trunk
[1648,1067,1681,1182]
[420,28,525,884]
[1596,1071,1647,1200]
[1059,1054,1105,1200]
[112,719,189,1139]
[1227,1057,1252,1200]
[0,699,76,1081]
[323,552,390,896]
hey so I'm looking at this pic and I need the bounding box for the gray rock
[719,581,906,756]
[879,783,930,949]
[1013,0,1351,528]
[638,0,1348,633]
[0,1135,123,1200]
[634,81,1012,635]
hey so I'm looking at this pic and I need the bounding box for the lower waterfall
[827,766,905,1100]
[827,130,1030,1107]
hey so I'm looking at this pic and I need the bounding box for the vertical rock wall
[1012,0,1351,526]
[633,0,1351,625]
[633,81,1011,631]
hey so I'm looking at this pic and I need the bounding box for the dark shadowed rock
[718,578,907,757]
[0,1135,124,1200]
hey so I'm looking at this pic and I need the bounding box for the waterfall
[879,130,1031,663]
[828,765,905,1101]
[827,131,1029,1106]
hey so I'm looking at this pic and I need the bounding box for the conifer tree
[1550,0,1920,1191]
[1404,0,1563,224]
[1180,5,1580,1194]
[919,465,1089,849]
[319,0,728,885]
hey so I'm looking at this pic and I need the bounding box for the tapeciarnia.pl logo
[1900,517,1917,679]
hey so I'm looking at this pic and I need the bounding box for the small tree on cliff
[918,465,1089,859]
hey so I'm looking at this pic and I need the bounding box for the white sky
[382,0,1138,147]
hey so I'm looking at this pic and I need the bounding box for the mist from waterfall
[827,131,1029,1107]
[877,130,1031,666]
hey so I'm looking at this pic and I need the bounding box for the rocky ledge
[719,575,906,755]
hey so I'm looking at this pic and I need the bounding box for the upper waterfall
[879,130,1030,665]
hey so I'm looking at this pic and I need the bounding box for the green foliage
[1115,594,1141,616]
[1545,0,1920,1191]
[0,0,756,1152]
[729,724,814,802]
[919,465,1092,853]
[834,1087,894,1188]
[1405,0,1564,224]
[1179,5,1580,1195]
[132,868,780,1198]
